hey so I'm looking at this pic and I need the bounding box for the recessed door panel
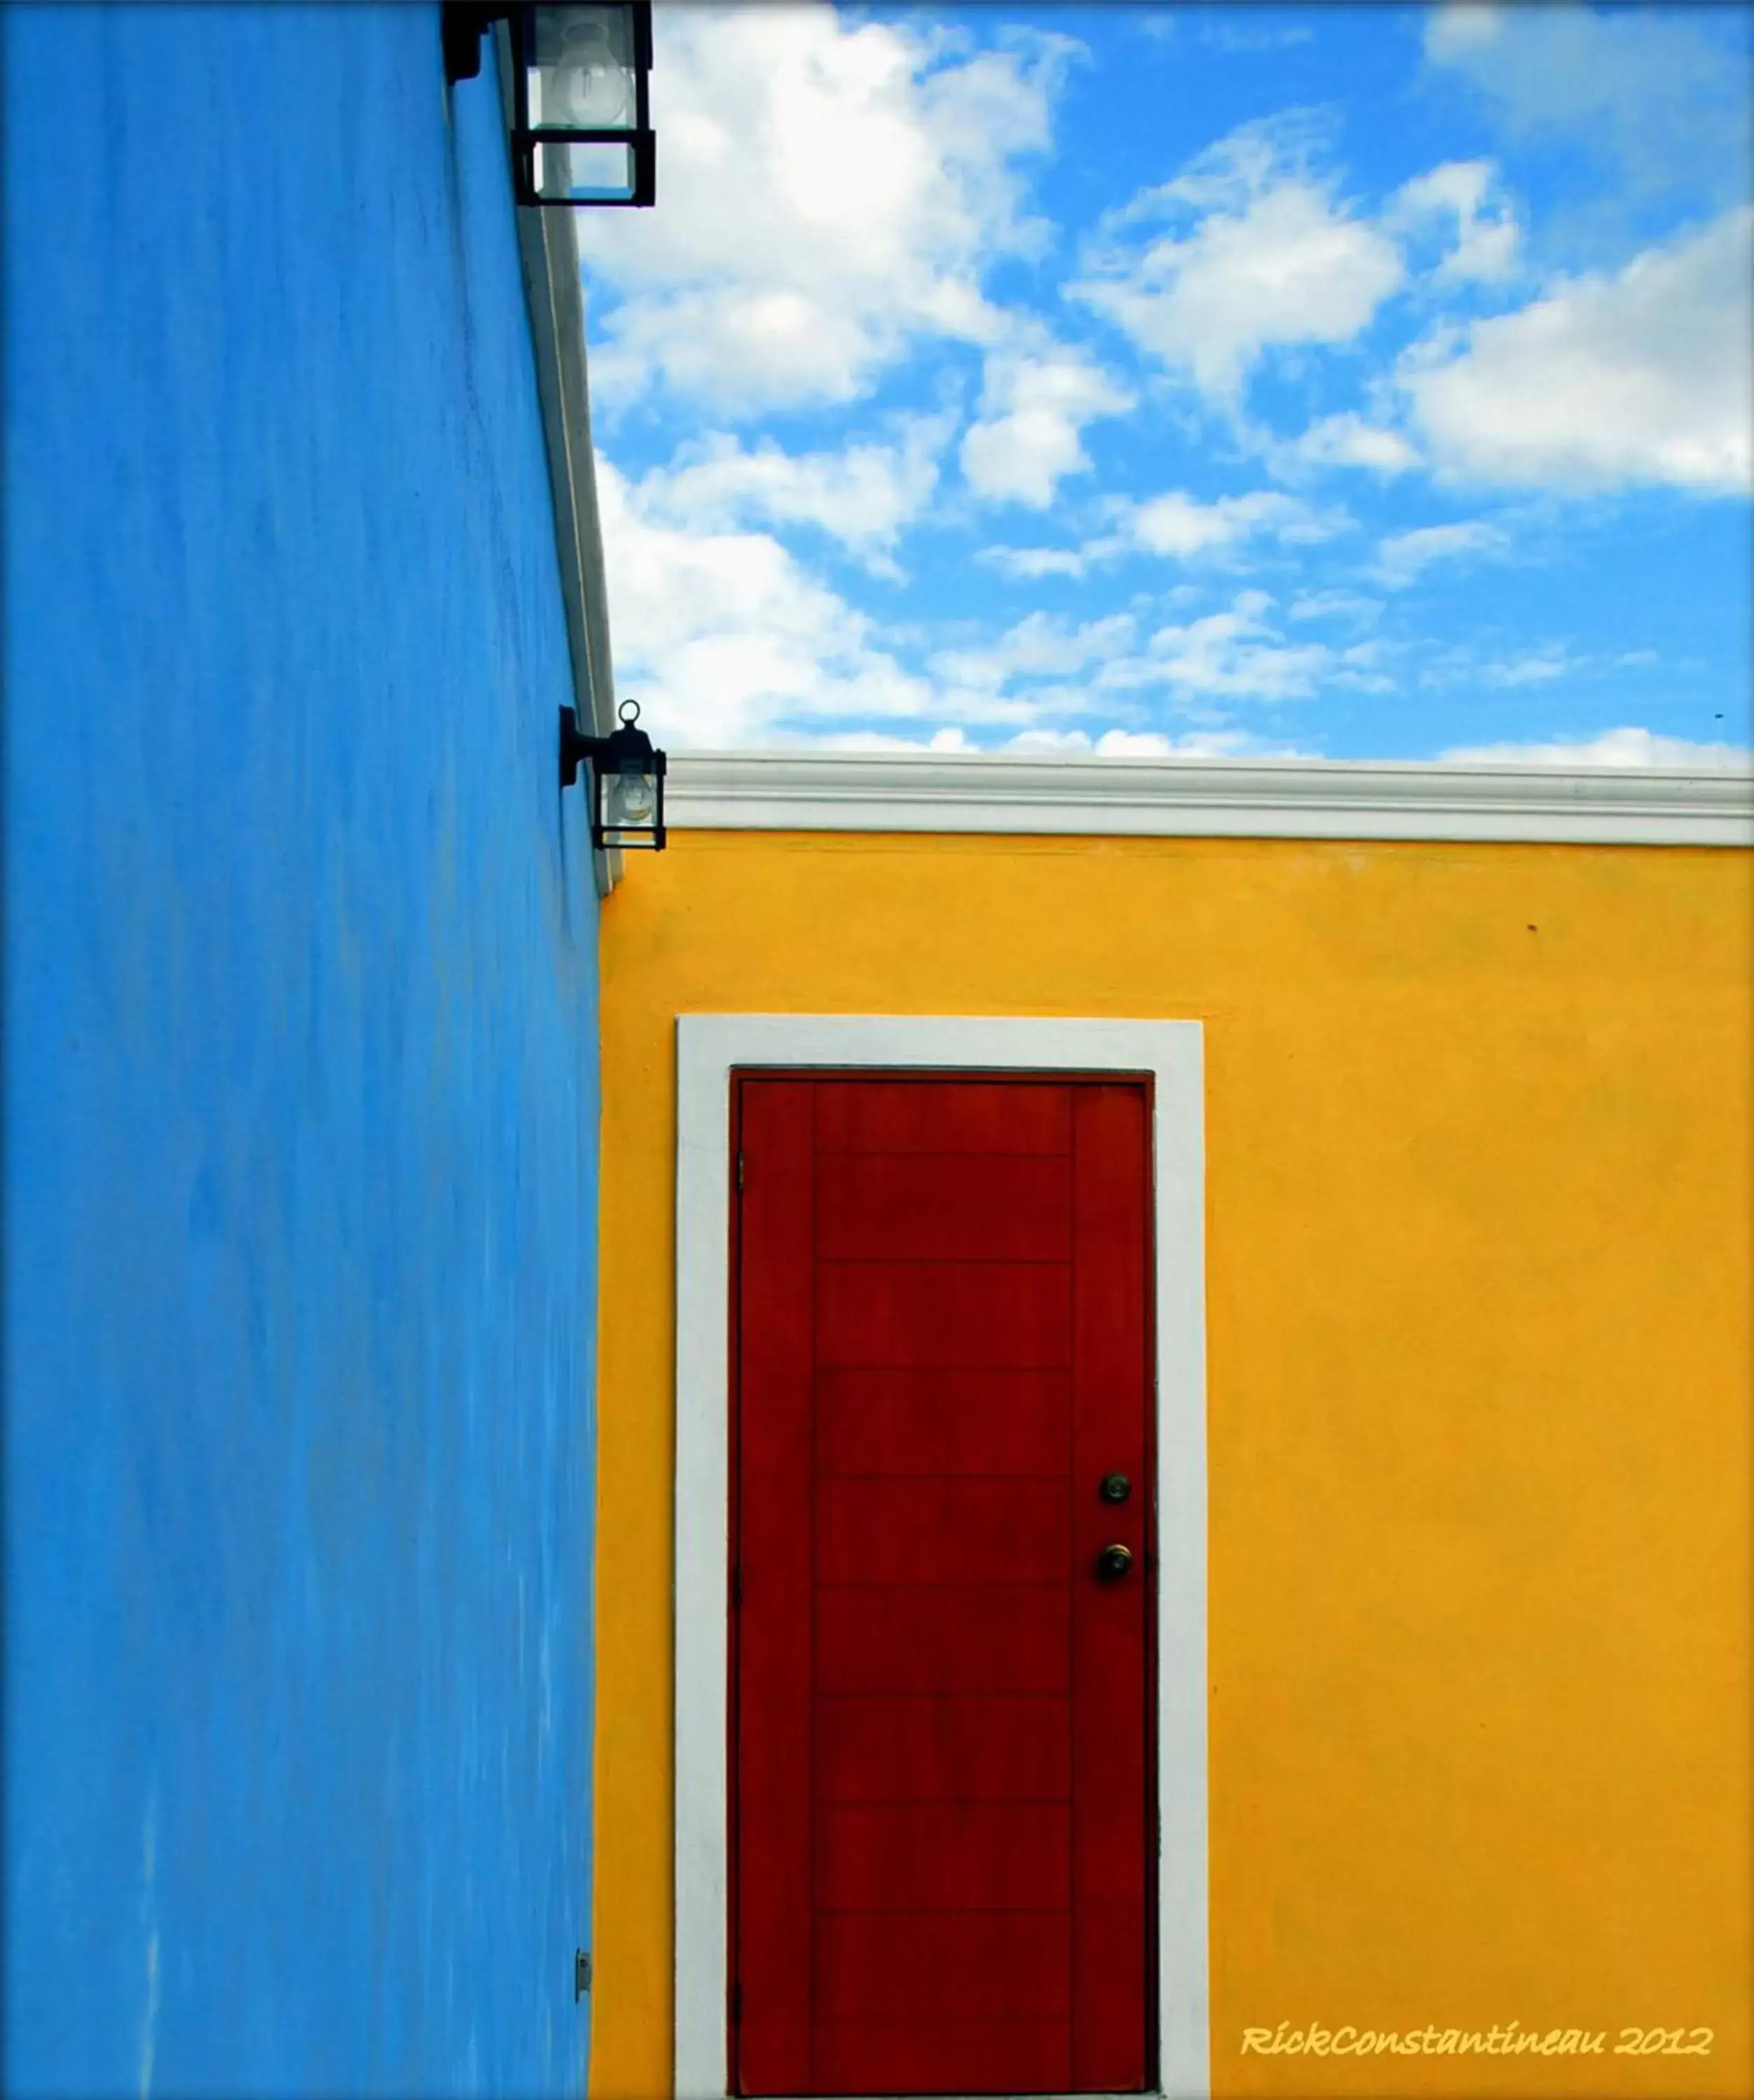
[813,1692,1071,1804]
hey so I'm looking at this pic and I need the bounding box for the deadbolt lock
[1100,1472,1131,1504]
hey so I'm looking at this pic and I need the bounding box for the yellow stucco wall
[591,829,1752,2100]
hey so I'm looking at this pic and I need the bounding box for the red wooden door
[731,1075,1153,2097]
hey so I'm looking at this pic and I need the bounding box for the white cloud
[1411,639,1589,691]
[1289,589,1384,626]
[631,419,949,573]
[575,6,1079,412]
[1390,160,1520,284]
[1093,590,1338,704]
[1286,412,1421,475]
[1072,119,1405,406]
[1128,487,1338,559]
[1398,209,1753,493]
[976,543,1107,581]
[973,487,1338,580]
[1424,6,1506,63]
[598,458,1423,746]
[1142,623,1333,703]
[1440,727,1753,769]
[918,594,1357,729]
[812,727,979,753]
[596,459,1039,746]
[830,724,1319,758]
[929,610,1137,691]
[1198,19,1314,55]
[1004,727,1315,757]
[1373,519,1510,588]
[1480,650,1573,689]
[1424,4,1752,216]
[960,345,1133,507]
[1478,647,1579,689]
[1331,639,1397,694]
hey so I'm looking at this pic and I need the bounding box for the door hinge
[731,1565,743,1606]
[730,1981,743,2024]
[736,1149,745,1194]
[575,1949,592,1999]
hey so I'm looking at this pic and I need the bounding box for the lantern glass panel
[532,137,640,204]
[604,764,657,833]
[528,5,637,129]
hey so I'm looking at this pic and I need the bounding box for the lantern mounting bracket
[442,3,504,85]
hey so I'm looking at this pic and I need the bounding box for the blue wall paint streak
[4,9,597,2093]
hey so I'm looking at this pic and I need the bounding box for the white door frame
[673,1015,1210,2100]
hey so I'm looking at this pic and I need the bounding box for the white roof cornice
[664,751,1754,847]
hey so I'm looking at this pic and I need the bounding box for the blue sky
[575,2,1752,763]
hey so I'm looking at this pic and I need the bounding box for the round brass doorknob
[1097,1543,1132,1581]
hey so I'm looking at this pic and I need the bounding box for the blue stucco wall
[4,8,598,2093]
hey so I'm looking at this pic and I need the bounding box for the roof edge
[663,751,1754,847]
[498,26,622,895]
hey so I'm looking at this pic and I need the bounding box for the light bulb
[547,13,633,127]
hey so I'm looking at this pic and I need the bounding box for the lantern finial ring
[619,697,641,726]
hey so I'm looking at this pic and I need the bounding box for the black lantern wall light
[561,700,667,852]
[444,4,655,208]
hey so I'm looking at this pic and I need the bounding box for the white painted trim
[493,24,624,895]
[674,1016,1209,2100]
[664,751,1754,848]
